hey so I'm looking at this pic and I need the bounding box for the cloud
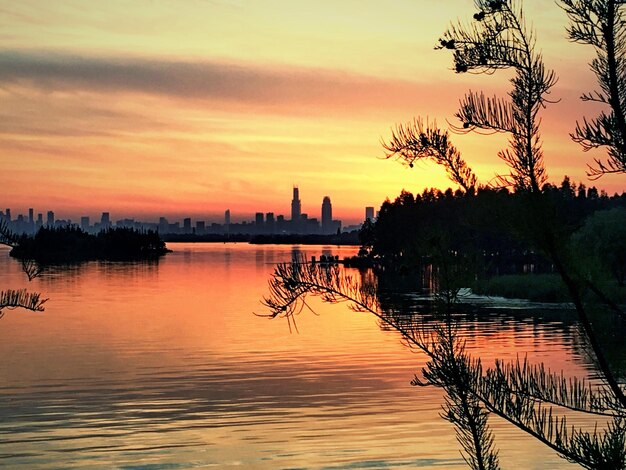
[0,49,440,115]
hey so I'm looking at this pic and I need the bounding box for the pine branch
[260,260,626,468]
[439,0,554,192]
[382,118,478,193]
[262,260,500,469]
[0,289,47,316]
[20,259,43,281]
[487,357,626,417]
[455,91,518,135]
[559,0,626,176]
[418,323,500,470]
[476,382,626,469]
[0,219,19,247]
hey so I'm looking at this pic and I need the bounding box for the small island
[9,226,171,263]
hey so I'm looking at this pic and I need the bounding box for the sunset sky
[1,0,624,224]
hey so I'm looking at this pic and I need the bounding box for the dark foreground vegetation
[264,1,626,466]
[10,226,170,263]
[357,179,626,303]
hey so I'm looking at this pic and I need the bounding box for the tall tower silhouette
[291,186,301,221]
[321,196,332,234]
[291,186,301,233]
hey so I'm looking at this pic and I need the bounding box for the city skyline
[2,1,626,220]
[1,186,369,235]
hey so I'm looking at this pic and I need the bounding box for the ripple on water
[0,244,611,469]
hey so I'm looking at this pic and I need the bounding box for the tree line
[9,225,170,263]
[359,178,626,285]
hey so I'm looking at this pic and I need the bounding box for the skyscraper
[28,208,34,234]
[46,211,54,227]
[224,209,231,235]
[101,212,110,229]
[291,186,301,232]
[255,212,264,233]
[365,206,375,221]
[266,212,275,234]
[321,196,332,234]
[195,221,205,235]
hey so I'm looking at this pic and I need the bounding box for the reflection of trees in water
[260,0,626,466]
[22,258,160,293]
[373,257,626,381]
[260,261,626,469]
[568,306,626,382]
[1,221,160,318]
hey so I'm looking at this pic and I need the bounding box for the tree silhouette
[261,1,626,467]
[571,207,626,286]
[560,0,626,177]
[439,0,556,192]
[385,0,626,409]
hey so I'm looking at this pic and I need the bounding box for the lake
[0,243,603,468]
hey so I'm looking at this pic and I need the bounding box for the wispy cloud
[0,49,437,115]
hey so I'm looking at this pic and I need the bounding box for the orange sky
[1,1,624,224]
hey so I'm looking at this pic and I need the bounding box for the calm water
[0,243,603,469]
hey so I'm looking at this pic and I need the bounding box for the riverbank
[472,273,626,304]
[162,232,360,245]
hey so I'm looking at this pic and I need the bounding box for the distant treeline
[162,232,360,245]
[10,226,170,263]
[359,177,626,279]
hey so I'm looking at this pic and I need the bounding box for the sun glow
[1,1,623,224]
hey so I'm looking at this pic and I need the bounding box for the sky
[1,0,624,224]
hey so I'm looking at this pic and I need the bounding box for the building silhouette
[255,212,264,233]
[266,212,275,234]
[101,212,111,229]
[195,220,205,235]
[321,196,332,234]
[159,217,168,233]
[2,184,355,237]
[291,186,301,232]
[365,206,375,221]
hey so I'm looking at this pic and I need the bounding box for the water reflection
[0,244,617,468]
[262,261,626,468]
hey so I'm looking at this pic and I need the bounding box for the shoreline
[162,232,360,245]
